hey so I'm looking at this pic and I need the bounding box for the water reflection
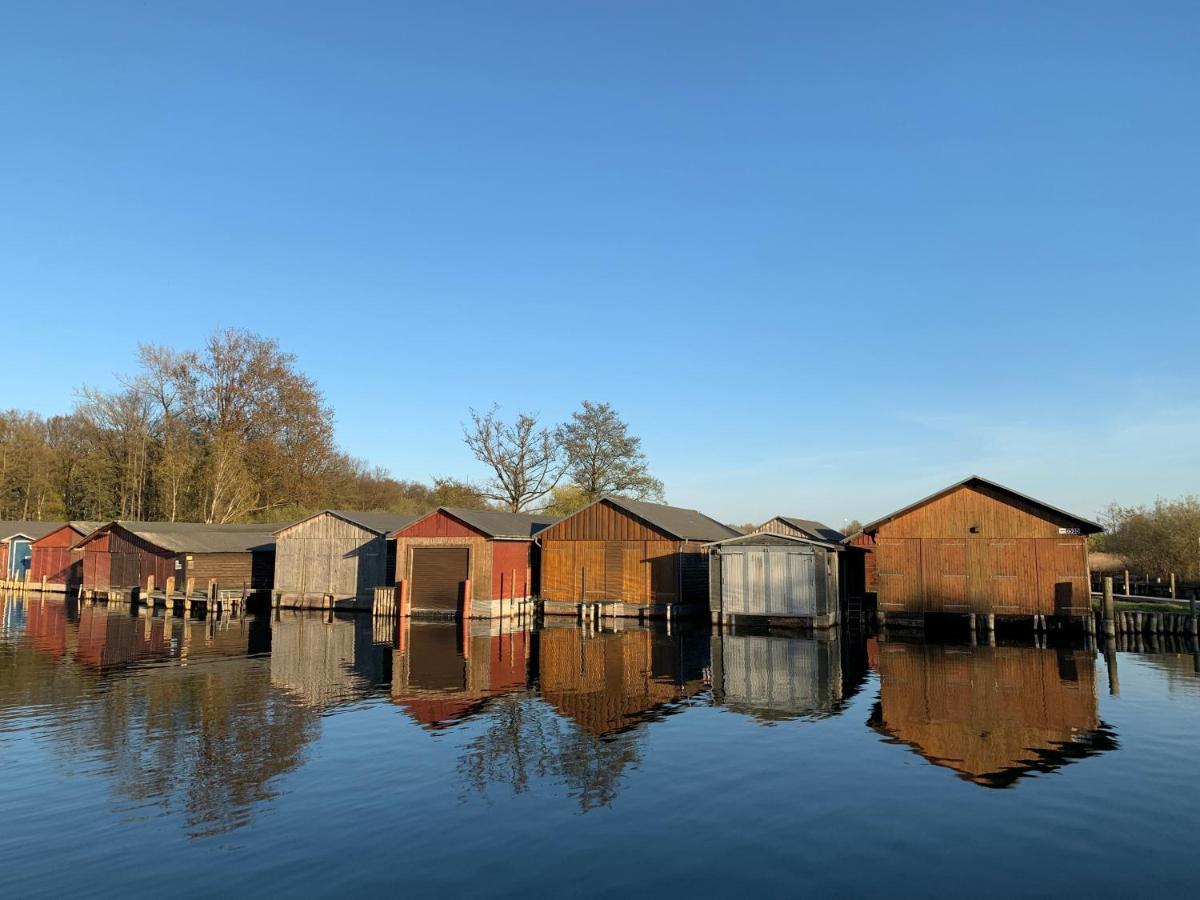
[710,627,868,723]
[5,594,1192,854]
[392,620,531,729]
[271,611,390,707]
[868,638,1117,788]
[0,597,315,838]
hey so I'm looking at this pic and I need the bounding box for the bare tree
[463,406,563,511]
[557,401,663,503]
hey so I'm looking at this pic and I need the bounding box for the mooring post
[462,578,472,620]
[1124,569,1130,596]
[1103,576,1116,637]
[1191,588,1198,637]
[1170,572,1177,599]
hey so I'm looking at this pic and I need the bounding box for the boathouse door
[411,548,470,612]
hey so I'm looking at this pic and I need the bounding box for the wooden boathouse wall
[537,501,711,607]
[866,480,1097,618]
[80,527,175,593]
[29,524,90,588]
[178,550,275,595]
[273,512,394,607]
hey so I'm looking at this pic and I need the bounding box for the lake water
[2,595,1198,898]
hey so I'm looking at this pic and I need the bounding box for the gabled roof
[30,521,106,545]
[0,521,67,542]
[75,521,280,553]
[275,509,417,537]
[766,517,846,543]
[858,476,1104,536]
[706,531,842,550]
[565,496,742,542]
[395,507,557,540]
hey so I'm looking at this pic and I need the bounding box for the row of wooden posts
[1098,575,1199,637]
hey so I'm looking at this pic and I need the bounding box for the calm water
[2,596,1199,898]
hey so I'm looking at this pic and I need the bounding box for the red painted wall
[491,540,532,599]
[397,511,483,539]
[31,525,86,585]
[80,527,174,591]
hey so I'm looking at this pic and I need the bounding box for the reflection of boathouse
[391,620,532,729]
[537,625,707,736]
[270,613,387,707]
[711,629,864,722]
[869,640,1115,787]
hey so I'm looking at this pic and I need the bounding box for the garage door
[411,548,470,612]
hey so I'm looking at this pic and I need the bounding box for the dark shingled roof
[858,475,1104,536]
[0,521,69,542]
[276,510,418,536]
[600,496,742,542]
[76,521,281,553]
[399,507,556,540]
[773,517,846,543]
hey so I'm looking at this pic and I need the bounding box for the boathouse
[537,496,740,617]
[29,521,103,591]
[707,532,844,628]
[74,522,277,598]
[272,510,416,610]
[858,476,1103,623]
[1,521,64,582]
[390,507,555,618]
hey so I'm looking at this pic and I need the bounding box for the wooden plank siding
[79,528,175,593]
[538,502,714,607]
[870,484,1093,617]
[30,525,88,587]
[273,513,391,604]
[178,551,275,594]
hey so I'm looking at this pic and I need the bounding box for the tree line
[0,330,662,524]
[1093,497,1200,580]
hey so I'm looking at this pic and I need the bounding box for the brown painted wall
[178,551,275,592]
[871,485,1091,616]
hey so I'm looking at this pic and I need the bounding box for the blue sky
[2,1,1197,525]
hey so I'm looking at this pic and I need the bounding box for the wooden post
[166,576,175,596]
[186,576,195,597]
[399,578,410,618]
[1103,577,1116,637]
[1124,569,1130,596]
[1170,572,1177,599]
[1191,587,1198,636]
[462,579,472,620]
[208,578,217,601]
[41,575,47,593]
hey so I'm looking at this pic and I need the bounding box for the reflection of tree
[2,601,322,837]
[455,694,645,813]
